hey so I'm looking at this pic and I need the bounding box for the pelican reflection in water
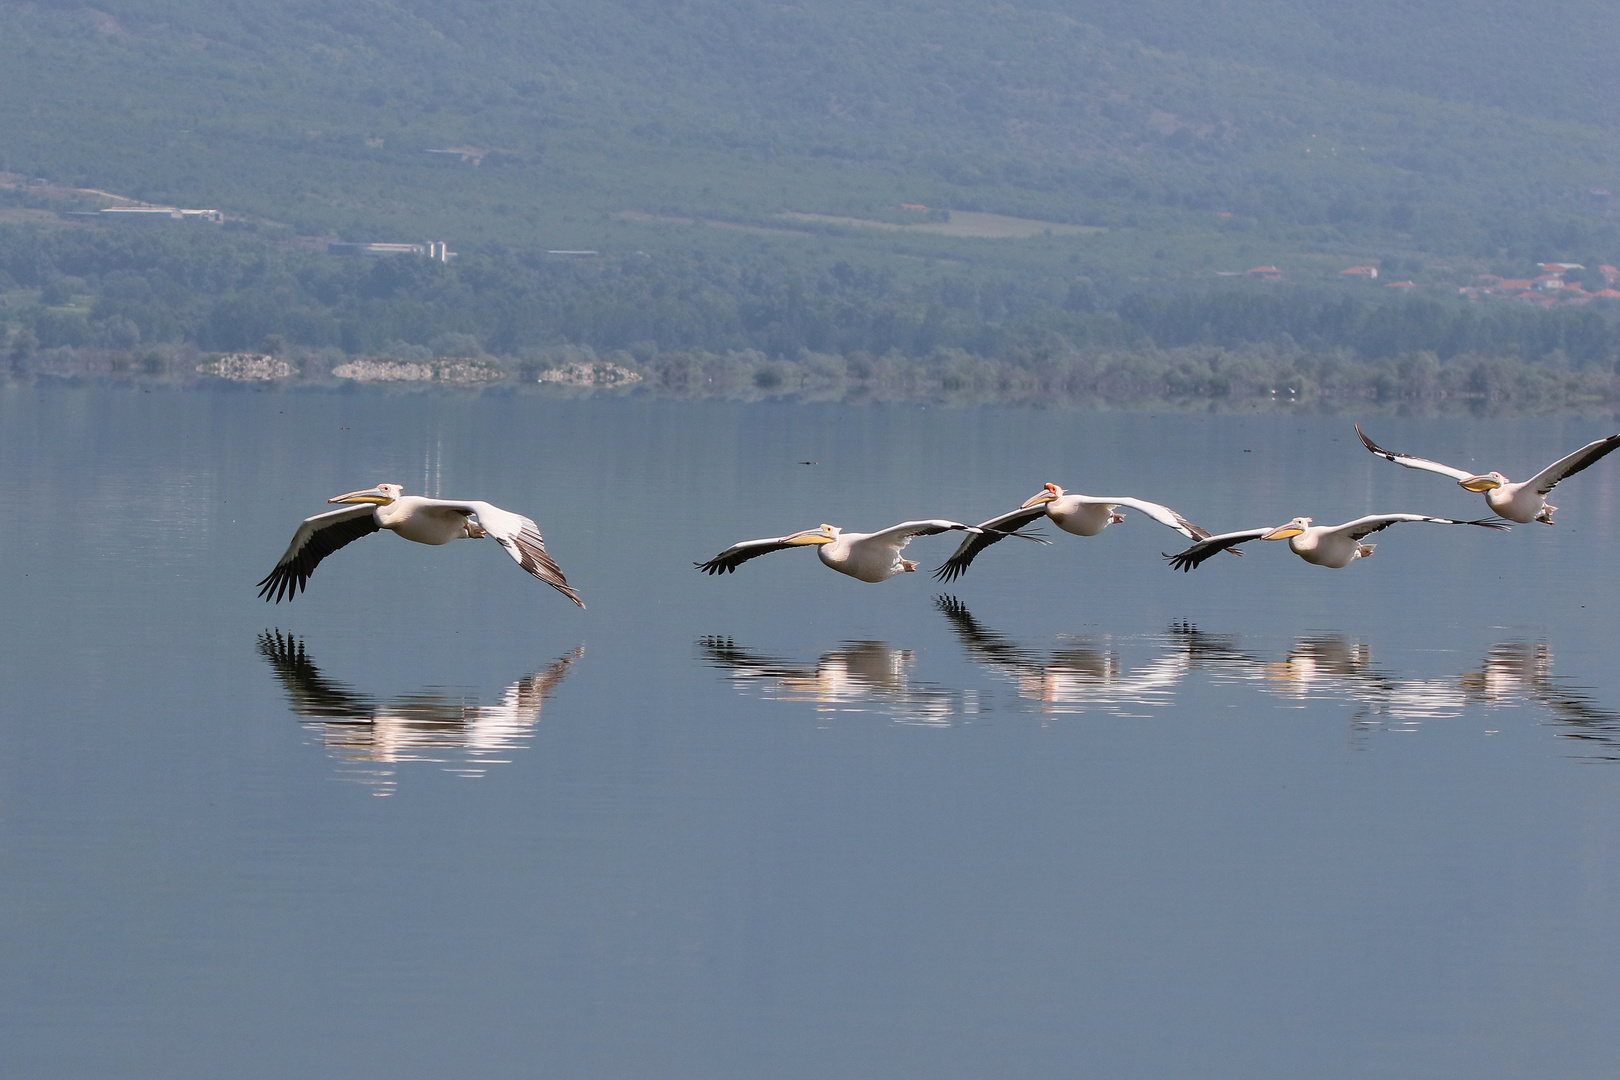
[696,637,963,723]
[1459,641,1620,757]
[934,596,1258,715]
[258,631,584,791]
[1257,634,1473,727]
[698,603,1620,748]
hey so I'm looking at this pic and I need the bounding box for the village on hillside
[1454,263,1620,306]
[1239,260,1620,306]
[1224,255,1620,302]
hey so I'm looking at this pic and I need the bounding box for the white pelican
[936,482,1215,581]
[1356,423,1620,524]
[1166,513,1509,571]
[258,483,583,606]
[697,520,1039,583]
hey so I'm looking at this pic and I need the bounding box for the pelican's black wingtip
[256,570,294,603]
[1163,551,1198,573]
[1354,422,1396,460]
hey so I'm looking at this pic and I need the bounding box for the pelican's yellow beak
[1020,484,1061,509]
[329,486,393,505]
[1262,523,1306,541]
[1458,475,1502,492]
[784,527,836,546]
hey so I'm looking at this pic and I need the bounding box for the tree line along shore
[8,339,1618,417]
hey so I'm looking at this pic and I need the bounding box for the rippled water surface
[4,385,1620,1079]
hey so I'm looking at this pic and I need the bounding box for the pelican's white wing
[935,506,1050,582]
[1075,496,1212,540]
[1165,527,1273,572]
[863,519,980,549]
[434,499,585,608]
[1326,513,1511,541]
[1524,433,1620,495]
[1355,424,1476,482]
[258,504,382,602]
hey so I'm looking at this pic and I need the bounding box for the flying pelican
[1166,513,1510,571]
[935,483,1216,581]
[258,483,584,606]
[1356,423,1620,524]
[698,520,1041,583]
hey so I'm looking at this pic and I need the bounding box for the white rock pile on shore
[196,353,295,381]
[331,357,506,384]
[535,360,643,386]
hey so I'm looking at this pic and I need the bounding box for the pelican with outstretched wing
[935,483,1216,581]
[1356,423,1620,524]
[1166,513,1510,572]
[258,483,583,606]
[699,519,1040,583]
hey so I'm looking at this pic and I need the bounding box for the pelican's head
[1020,483,1065,509]
[1458,471,1506,492]
[1262,517,1311,541]
[329,483,402,506]
[785,524,840,546]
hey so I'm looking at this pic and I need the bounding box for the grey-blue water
[4,385,1620,1079]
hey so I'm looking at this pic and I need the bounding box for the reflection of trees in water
[699,601,1620,756]
[695,637,964,724]
[257,631,584,792]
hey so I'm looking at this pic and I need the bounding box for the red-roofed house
[1246,266,1283,280]
[1384,280,1416,289]
[1339,266,1378,278]
[1594,288,1620,300]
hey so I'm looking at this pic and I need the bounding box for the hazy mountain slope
[1071,0,1620,129]
[1,0,1617,265]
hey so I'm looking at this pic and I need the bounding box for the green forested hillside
[1073,0,1620,130]
[4,0,1620,391]
[6,0,1620,248]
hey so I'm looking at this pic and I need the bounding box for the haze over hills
[3,0,1620,399]
[5,0,1620,249]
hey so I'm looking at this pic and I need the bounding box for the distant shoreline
[7,343,1619,418]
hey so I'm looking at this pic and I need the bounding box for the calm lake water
[3,384,1620,1079]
